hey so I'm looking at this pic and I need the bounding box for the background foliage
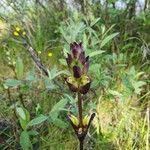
[0,0,150,150]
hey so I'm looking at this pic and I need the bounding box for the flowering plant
[65,42,95,150]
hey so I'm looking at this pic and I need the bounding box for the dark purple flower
[73,66,82,78]
[79,51,86,64]
[79,81,91,94]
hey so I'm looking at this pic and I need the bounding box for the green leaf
[101,25,106,35]
[16,107,26,120]
[100,32,119,48]
[4,79,22,87]
[59,58,67,66]
[50,98,68,113]
[88,50,105,57]
[48,66,68,80]
[134,81,146,88]
[16,57,24,79]
[26,70,36,81]
[90,17,101,27]
[101,24,116,39]
[64,94,77,105]
[20,131,30,150]
[49,98,68,120]
[44,79,56,90]
[27,114,48,127]
[17,107,30,130]
[52,118,68,129]
[28,130,39,136]
[122,76,133,90]
[19,118,28,130]
[109,90,122,97]
[136,72,145,78]
[133,81,146,94]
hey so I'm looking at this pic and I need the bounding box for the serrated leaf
[16,57,24,79]
[27,114,48,127]
[20,131,30,150]
[100,32,119,48]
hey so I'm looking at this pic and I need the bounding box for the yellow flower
[13,31,19,36]
[38,51,41,54]
[22,31,26,36]
[6,51,10,55]
[15,27,21,32]
[48,52,53,57]
[12,61,16,65]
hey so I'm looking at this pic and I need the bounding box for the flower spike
[65,42,95,150]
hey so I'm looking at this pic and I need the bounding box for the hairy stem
[78,92,83,126]
[79,140,84,150]
[7,88,19,142]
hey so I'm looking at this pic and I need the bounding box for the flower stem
[77,92,83,126]
[79,140,84,150]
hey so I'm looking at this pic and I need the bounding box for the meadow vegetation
[0,0,150,150]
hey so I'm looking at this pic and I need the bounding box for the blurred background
[0,0,150,150]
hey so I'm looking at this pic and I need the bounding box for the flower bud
[70,42,83,59]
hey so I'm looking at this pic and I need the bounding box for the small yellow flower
[22,31,26,36]
[38,51,41,54]
[15,27,21,32]
[48,52,53,57]
[12,61,16,65]
[6,51,10,55]
[13,31,19,36]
